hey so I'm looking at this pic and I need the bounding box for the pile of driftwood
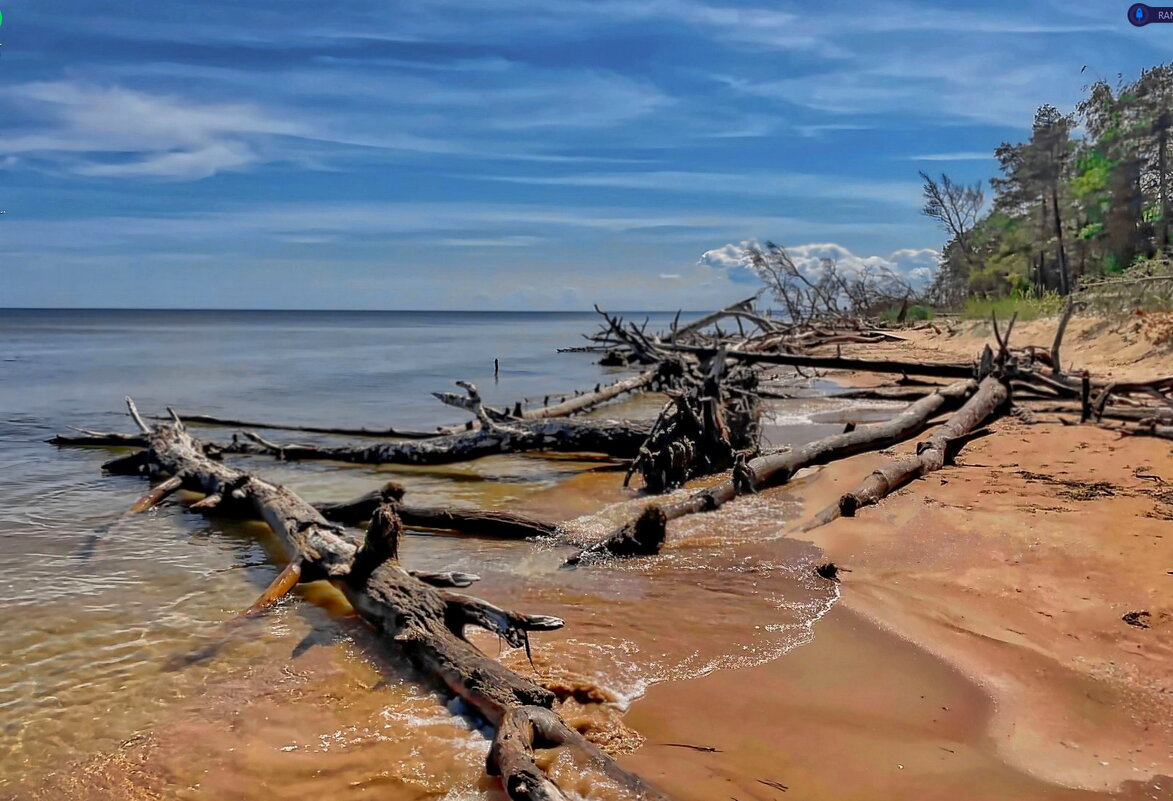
[50,299,1173,801]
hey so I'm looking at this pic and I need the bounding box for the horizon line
[0,306,715,314]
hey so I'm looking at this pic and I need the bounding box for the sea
[0,309,864,800]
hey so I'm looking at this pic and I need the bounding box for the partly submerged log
[232,415,653,465]
[104,400,669,801]
[522,367,661,419]
[800,375,1010,530]
[147,413,440,439]
[565,379,978,564]
[434,368,673,435]
[316,481,557,539]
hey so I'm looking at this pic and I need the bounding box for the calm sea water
[0,310,839,801]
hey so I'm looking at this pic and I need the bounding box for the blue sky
[0,0,1166,309]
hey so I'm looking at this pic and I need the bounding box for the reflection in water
[0,311,848,800]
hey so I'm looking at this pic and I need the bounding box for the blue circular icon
[1130,3,1149,25]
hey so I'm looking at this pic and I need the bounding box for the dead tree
[659,344,977,379]
[100,400,670,801]
[799,375,1009,530]
[229,414,653,465]
[316,481,557,539]
[627,351,761,493]
[565,380,978,565]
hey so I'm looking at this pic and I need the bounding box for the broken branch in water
[97,400,670,801]
[316,481,558,539]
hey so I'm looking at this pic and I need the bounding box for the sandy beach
[620,318,1173,801]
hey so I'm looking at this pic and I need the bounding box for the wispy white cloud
[700,240,940,287]
[0,60,671,179]
[0,82,302,178]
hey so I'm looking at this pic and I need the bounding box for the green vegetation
[922,64,1173,314]
[879,303,934,323]
[960,291,1065,321]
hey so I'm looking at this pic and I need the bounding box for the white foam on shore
[765,397,905,426]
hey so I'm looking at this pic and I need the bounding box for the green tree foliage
[924,64,1173,304]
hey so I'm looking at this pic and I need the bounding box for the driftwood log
[522,367,660,419]
[232,415,653,465]
[565,379,978,565]
[316,481,557,539]
[150,363,669,440]
[659,343,977,379]
[799,375,1010,530]
[148,414,439,439]
[106,400,669,801]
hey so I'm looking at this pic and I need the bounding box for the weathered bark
[435,368,670,436]
[805,376,1009,528]
[660,344,976,379]
[104,400,669,801]
[1050,298,1078,376]
[1103,422,1173,441]
[232,416,653,465]
[148,369,660,440]
[148,413,439,438]
[627,354,760,494]
[1091,377,1173,420]
[522,367,659,419]
[48,427,149,447]
[591,306,668,365]
[565,380,978,564]
[316,481,557,539]
[668,294,763,340]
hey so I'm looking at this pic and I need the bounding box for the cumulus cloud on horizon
[698,240,940,288]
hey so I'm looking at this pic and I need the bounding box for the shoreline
[618,318,1173,801]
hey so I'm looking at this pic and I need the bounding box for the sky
[0,0,1167,310]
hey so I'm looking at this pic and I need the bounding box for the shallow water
[0,310,846,800]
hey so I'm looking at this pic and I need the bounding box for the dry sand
[620,316,1173,801]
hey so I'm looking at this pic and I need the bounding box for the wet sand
[620,318,1173,801]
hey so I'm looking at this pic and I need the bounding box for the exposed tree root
[627,352,761,493]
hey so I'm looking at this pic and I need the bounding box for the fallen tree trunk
[1094,420,1173,441]
[659,344,977,379]
[522,367,660,419]
[433,368,672,435]
[232,416,653,465]
[103,400,669,801]
[316,481,557,539]
[147,413,439,439]
[51,413,655,468]
[799,375,1010,530]
[565,379,978,564]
